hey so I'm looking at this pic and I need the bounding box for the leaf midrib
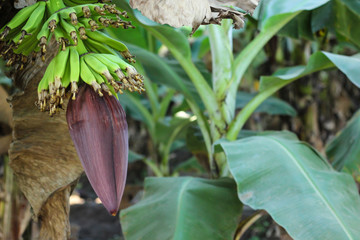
[266,136,353,240]
[173,178,193,240]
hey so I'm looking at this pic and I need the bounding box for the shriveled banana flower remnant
[0,0,144,215]
[130,0,259,33]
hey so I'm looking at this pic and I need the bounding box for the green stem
[134,63,159,115]
[208,23,234,136]
[143,78,159,116]
[161,119,191,176]
[226,80,291,141]
[147,31,156,53]
[156,89,175,120]
[143,158,163,177]
[146,28,225,133]
[221,12,301,126]
[143,27,215,173]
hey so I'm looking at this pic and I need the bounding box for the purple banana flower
[66,85,128,216]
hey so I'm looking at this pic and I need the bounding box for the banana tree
[0,0,146,238]
[117,0,360,239]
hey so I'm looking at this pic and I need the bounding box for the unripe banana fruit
[1,0,145,217]
[0,0,144,116]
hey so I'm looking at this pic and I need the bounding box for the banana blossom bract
[66,85,128,215]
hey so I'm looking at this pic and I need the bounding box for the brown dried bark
[0,86,12,155]
[8,45,83,239]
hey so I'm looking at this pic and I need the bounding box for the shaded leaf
[257,0,330,31]
[218,134,360,240]
[236,91,296,116]
[121,177,242,240]
[334,0,360,49]
[326,110,360,177]
[128,150,144,163]
[173,156,206,174]
[260,51,360,92]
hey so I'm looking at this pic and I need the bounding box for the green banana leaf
[279,11,314,40]
[334,0,360,49]
[260,51,360,92]
[128,150,144,163]
[218,134,360,240]
[263,0,360,48]
[236,91,297,116]
[326,110,360,177]
[256,0,330,31]
[121,177,242,240]
[123,43,204,105]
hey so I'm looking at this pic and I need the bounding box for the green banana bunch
[1,0,144,116]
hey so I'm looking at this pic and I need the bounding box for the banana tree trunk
[8,43,84,239]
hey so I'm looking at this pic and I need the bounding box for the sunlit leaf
[121,177,242,240]
[326,110,360,177]
[219,134,360,240]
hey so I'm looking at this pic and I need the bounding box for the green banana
[79,18,100,32]
[83,37,115,55]
[85,30,134,62]
[69,46,80,99]
[62,0,78,7]
[47,13,60,33]
[54,47,70,92]
[84,53,114,82]
[20,1,46,37]
[62,60,72,89]
[85,30,128,52]
[59,7,78,25]
[94,16,111,27]
[89,67,112,95]
[100,53,144,92]
[38,59,56,111]
[37,23,51,60]
[47,0,66,15]
[60,18,78,45]
[93,54,133,92]
[80,56,102,96]
[0,2,40,40]
[54,27,68,51]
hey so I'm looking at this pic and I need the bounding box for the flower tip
[111,210,118,216]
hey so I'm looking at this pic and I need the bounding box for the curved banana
[0,2,41,40]
[85,30,128,52]
[100,54,144,92]
[93,54,135,92]
[83,37,115,55]
[59,7,78,25]
[80,56,102,96]
[69,46,80,99]
[54,27,68,51]
[20,1,46,39]
[84,53,113,82]
[47,0,66,15]
[85,30,135,62]
[54,47,70,93]
[79,18,99,32]
[38,59,56,111]
[60,18,78,45]
[62,60,72,89]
